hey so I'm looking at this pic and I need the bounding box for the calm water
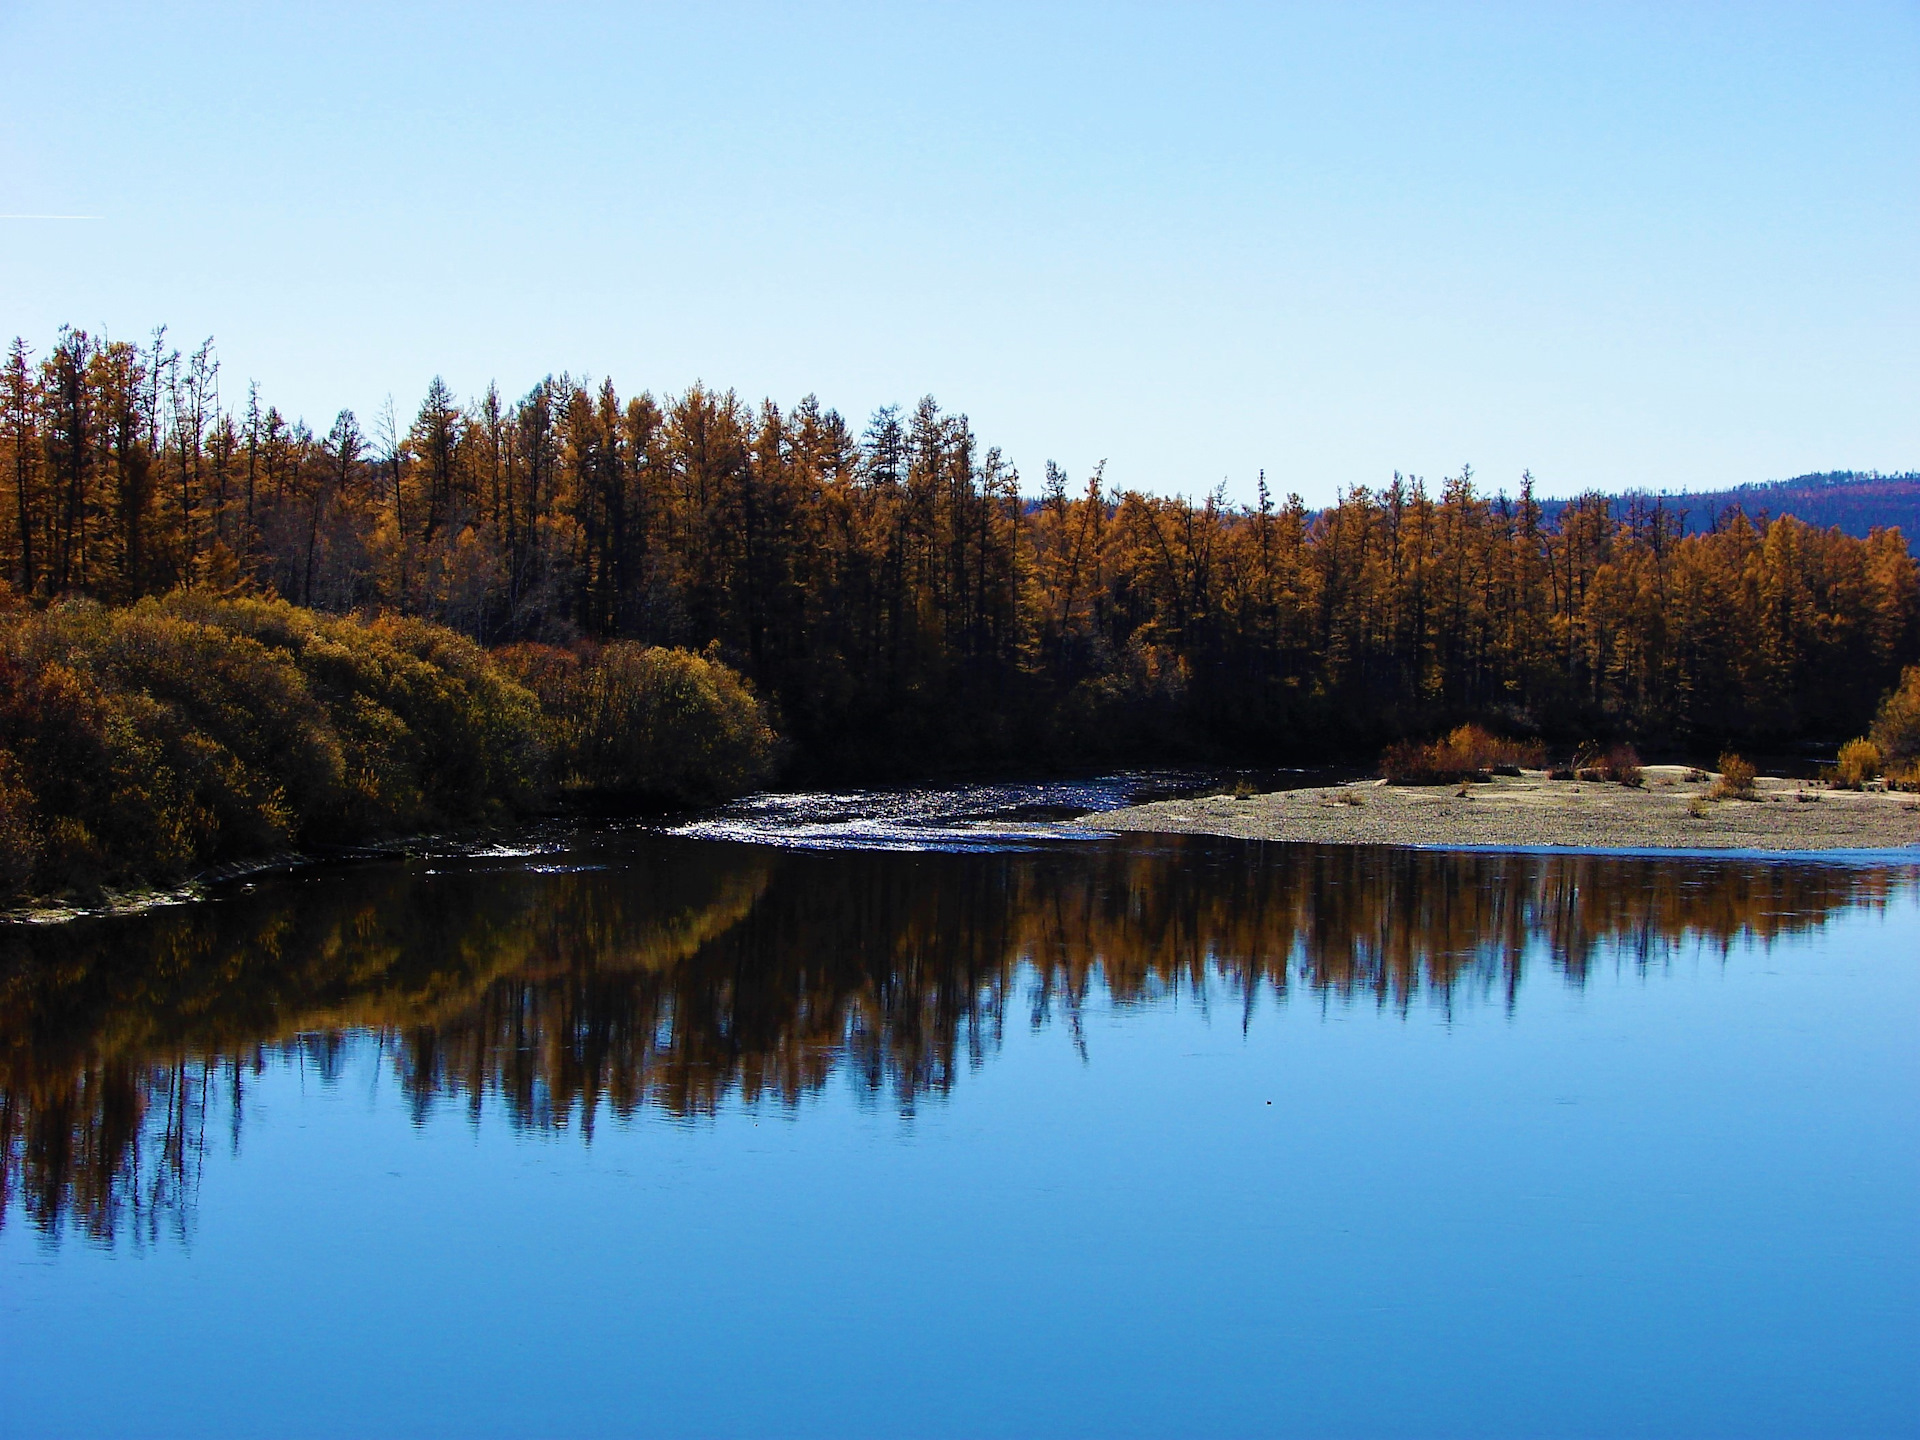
[2,796,1917,1438]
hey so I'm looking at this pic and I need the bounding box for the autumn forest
[4,325,1917,777]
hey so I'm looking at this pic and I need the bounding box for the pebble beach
[1097,766,1920,852]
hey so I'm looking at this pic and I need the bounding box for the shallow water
[665,769,1262,849]
[2,811,1916,1438]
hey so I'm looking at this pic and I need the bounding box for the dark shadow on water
[1,832,1912,1245]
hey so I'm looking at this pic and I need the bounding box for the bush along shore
[1829,663,1920,791]
[0,593,775,907]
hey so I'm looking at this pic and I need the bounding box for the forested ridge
[5,327,1917,773]
[1534,472,1920,557]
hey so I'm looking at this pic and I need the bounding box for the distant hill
[1536,472,1920,553]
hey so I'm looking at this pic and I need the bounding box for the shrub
[498,640,776,806]
[1608,746,1645,787]
[0,594,549,902]
[1709,752,1758,800]
[1380,725,1543,784]
[151,592,548,828]
[0,748,40,894]
[1869,665,1920,767]
[1382,725,1543,783]
[1573,741,1644,786]
[0,596,781,903]
[1379,739,1447,785]
[1833,738,1882,790]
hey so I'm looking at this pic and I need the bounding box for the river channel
[2,779,1916,1437]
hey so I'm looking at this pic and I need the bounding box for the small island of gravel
[1097,766,1920,852]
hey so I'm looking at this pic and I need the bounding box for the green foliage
[0,590,780,902]
[497,640,775,805]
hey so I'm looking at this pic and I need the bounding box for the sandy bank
[1096,766,1920,853]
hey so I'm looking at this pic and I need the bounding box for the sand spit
[1096,766,1920,853]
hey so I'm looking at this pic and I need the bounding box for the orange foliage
[1710,752,1758,799]
[1381,724,1545,783]
[2,329,1916,771]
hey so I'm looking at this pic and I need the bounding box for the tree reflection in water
[2,835,1910,1244]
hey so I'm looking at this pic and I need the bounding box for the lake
[2,786,1917,1438]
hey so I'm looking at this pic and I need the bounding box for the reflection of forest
[2,836,1909,1243]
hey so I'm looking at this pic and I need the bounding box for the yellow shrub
[1380,725,1544,784]
[1833,738,1881,789]
[1709,752,1758,800]
[1870,665,1920,766]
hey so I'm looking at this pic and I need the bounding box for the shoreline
[1094,766,1920,854]
[0,820,584,926]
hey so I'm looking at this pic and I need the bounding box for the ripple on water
[666,774,1222,852]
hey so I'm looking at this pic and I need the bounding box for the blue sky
[2,1,1914,505]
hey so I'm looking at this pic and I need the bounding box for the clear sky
[2,1,1915,506]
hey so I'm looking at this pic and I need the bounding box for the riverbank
[1096,767,1920,852]
[0,595,776,907]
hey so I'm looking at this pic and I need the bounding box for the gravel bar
[1095,766,1920,853]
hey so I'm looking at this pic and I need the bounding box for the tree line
[6,327,1917,769]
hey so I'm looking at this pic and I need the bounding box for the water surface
[2,815,1916,1438]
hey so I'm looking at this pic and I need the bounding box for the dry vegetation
[1379,725,1648,787]
[1709,752,1759,800]
[1829,664,1920,790]
[1379,725,1546,783]
[1834,738,1883,789]
[0,594,772,904]
[1569,742,1644,786]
